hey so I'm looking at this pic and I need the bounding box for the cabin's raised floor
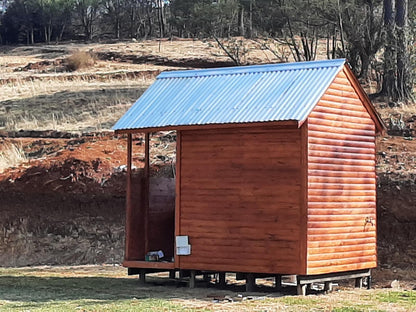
[125,265,372,295]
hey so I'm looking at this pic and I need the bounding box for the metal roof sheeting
[113,59,346,131]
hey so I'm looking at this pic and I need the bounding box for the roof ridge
[158,59,346,79]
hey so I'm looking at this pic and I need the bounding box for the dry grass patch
[64,51,96,72]
[0,141,28,172]
[0,76,152,132]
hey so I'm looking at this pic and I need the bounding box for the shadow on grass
[0,276,150,302]
[0,275,296,303]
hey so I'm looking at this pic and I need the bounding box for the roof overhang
[114,120,300,134]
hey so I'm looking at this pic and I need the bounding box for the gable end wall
[306,69,377,275]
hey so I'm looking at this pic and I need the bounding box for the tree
[0,0,39,44]
[102,0,124,39]
[73,0,101,40]
[381,0,414,102]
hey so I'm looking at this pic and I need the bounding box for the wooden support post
[174,131,181,267]
[324,281,333,292]
[169,270,176,279]
[367,275,372,289]
[274,275,282,290]
[189,270,196,288]
[218,272,226,288]
[144,132,150,254]
[297,283,307,296]
[139,269,146,284]
[203,273,211,282]
[125,133,133,260]
[246,273,255,292]
[355,277,363,288]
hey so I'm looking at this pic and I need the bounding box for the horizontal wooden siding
[179,127,304,274]
[306,69,377,275]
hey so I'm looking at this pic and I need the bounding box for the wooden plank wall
[306,69,377,275]
[178,126,305,274]
[125,176,175,261]
[148,177,175,259]
[125,173,145,261]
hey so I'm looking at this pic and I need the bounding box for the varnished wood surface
[306,68,377,275]
[148,178,175,259]
[178,127,303,274]
[174,131,182,266]
[124,176,175,263]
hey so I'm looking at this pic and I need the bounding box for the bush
[64,51,96,72]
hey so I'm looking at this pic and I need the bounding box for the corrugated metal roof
[113,59,346,131]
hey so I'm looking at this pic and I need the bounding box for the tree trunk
[30,27,34,44]
[360,52,370,80]
[240,5,245,37]
[337,0,346,56]
[59,25,66,42]
[395,0,412,100]
[157,0,164,38]
[249,0,253,38]
[381,0,398,99]
[381,0,413,101]
[116,17,120,39]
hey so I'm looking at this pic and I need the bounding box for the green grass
[0,275,177,311]
[1,267,416,312]
[332,308,384,312]
[376,290,416,307]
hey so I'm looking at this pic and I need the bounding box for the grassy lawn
[0,266,415,311]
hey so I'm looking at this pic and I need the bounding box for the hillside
[0,39,416,276]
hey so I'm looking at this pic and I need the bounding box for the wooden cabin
[113,59,384,294]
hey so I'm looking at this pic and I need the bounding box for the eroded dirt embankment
[377,174,416,270]
[0,134,415,269]
[0,189,125,266]
[0,137,128,265]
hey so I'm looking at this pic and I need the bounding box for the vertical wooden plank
[125,133,132,260]
[144,132,150,255]
[174,130,182,268]
[300,121,308,275]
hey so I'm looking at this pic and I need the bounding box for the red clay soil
[0,134,138,195]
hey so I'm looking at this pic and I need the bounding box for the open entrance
[124,131,176,268]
